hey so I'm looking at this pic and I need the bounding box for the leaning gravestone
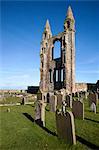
[56,110,76,145]
[72,101,84,120]
[50,95,57,112]
[56,94,62,106]
[66,95,72,108]
[90,102,96,114]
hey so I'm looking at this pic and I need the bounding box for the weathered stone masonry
[40,6,75,97]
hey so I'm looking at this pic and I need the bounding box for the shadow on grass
[76,135,99,150]
[23,113,57,137]
[85,117,99,123]
[23,113,34,122]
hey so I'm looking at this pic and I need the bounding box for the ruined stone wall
[40,7,75,94]
[75,83,87,92]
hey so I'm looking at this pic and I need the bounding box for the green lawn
[0,100,99,150]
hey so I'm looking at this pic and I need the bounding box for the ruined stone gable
[40,6,75,95]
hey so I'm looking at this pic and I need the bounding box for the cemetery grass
[0,100,99,150]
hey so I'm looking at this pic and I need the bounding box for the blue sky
[1,1,99,89]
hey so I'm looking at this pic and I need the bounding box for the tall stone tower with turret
[40,6,75,98]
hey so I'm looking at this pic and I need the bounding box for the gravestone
[90,102,96,114]
[21,97,25,105]
[88,93,98,106]
[35,100,46,127]
[50,95,57,112]
[72,93,75,97]
[40,101,46,126]
[66,95,72,108]
[37,90,42,100]
[72,101,84,120]
[56,110,76,145]
[35,101,41,121]
[7,108,10,112]
[85,92,88,99]
[57,94,62,106]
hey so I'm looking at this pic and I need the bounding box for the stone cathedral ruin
[40,6,75,99]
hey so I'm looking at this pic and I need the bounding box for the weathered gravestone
[72,93,75,97]
[56,110,76,145]
[35,101,41,122]
[37,89,42,100]
[90,102,96,114]
[72,101,84,120]
[21,97,26,105]
[35,100,46,127]
[88,93,98,107]
[7,108,10,112]
[66,95,72,108]
[40,101,46,126]
[50,95,57,112]
[85,92,89,99]
[56,94,62,106]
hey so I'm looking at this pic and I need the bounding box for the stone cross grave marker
[56,110,76,145]
[72,101,84,120]
[62,100,67,113]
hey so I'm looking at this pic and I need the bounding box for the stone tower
[40,6,75,97]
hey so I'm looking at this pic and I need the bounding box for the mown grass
[0,99,99,150]
[0,97,21,104]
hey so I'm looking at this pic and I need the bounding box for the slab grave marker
[50,95,57,112]
[56,110,76,145]
[72,101,84,120]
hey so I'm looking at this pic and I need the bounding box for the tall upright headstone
[72,101,84,120]
[37,89,42,100]
[88,93,98,107]
[50,95,57,112]
[57,94,62,106]
[40,101,46,126]
[56,110,76,145]
[66,94,72,108]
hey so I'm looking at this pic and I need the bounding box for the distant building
[27,86,39,94]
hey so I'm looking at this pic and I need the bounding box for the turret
[42,19,52,41]
[64,6,75,31]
